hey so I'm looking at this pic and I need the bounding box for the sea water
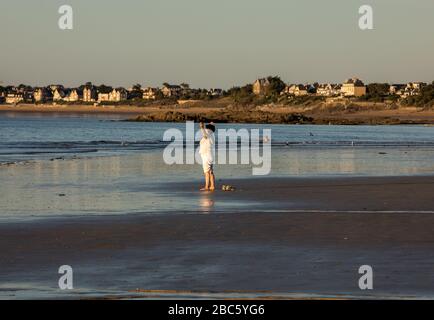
[1,112,434,219]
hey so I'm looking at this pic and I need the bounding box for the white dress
[199,128,215,173]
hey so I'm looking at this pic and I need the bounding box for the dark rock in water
[129,109,315,125]
[1,162,17,167]
[280,113,314,124]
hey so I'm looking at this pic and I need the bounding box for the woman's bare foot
[200,187,210,191]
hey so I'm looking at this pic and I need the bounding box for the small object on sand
[222,185,236,192]
[58,193,66,197]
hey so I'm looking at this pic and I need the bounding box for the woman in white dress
[199,122,216,191]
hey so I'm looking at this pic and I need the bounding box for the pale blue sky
[1,0,433,88]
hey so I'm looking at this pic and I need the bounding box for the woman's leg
[205,171,210,189]
[209,170,215,191]
[200,171,210,191]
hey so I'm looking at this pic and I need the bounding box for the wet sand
[1,176,434,299]
[167,175,434,212]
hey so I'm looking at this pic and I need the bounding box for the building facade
[161,84,182,97]
[83,87,97,102]
[109,88,128,102]
[5,93,24,104]
[401,82,426,97]
[98,88,128,102]
[64,89,82,102]
[341,78,366,97]
[52,88,66,101]
[283,84,308,96]
[253,78,271,95]
[317,84,342,96]
[33,88,53,102]
[143,87,159,100]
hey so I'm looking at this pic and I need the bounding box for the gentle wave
[2,139,434,150]
[2,139,434,163]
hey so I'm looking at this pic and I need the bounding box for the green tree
[132,83,142,91]
[129,84,143,100]
[266,76,286,96]
[401,82,434,108]
[361,83,391,102]
[97,84,113,94]
[366,83,389,97]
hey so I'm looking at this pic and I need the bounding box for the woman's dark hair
[206,124,216,132]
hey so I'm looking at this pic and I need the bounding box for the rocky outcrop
[128,110,314,124]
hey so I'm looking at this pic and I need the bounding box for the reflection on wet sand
[199,194,215,213]
[1,146,434,219]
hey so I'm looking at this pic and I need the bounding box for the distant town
[0,77,432,107]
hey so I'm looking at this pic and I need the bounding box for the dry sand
[1,104,434,124]
[0,104,154,115]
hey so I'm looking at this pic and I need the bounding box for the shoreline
[0,104,150,116]
[1,104,434,125]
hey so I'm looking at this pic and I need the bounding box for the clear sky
[1,0,433,88]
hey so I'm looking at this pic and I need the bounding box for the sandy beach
[2,175,434,299]
[2,0,434,306]
[0,104,155,116]
[1,104,434,125]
